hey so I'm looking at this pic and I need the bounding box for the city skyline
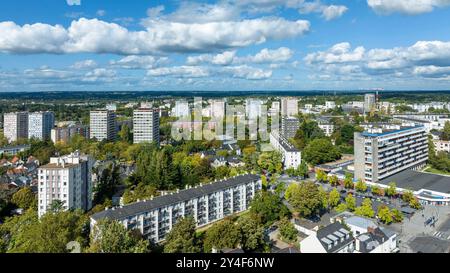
[0,0,450,92]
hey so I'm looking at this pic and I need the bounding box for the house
[210,156,227,168]
[355,227,399,253]
[227,156,245,168]
[299,222,354,253]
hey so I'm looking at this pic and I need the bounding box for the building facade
[51,125,90,144]
[270,131,301,170]
[38,152,94,217]
[133,108,160,145]
[364,94,376,113]
[281,98,298,117]
[281,116,300,139]
[90,110,116,141]
[3,112,29,143]
[90,174,262,243]
[28,111,55,140]
[354,124,428,183]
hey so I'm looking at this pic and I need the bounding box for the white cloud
[245,47,294,63]
[71,59,97,69]
[83,68,117,82]
[224,65,273,80]
[322,5,349,21]
[96,10,106,17]
[304,42,365,64]
[367,0,450,15]
[147,66,210,78]
[67,0,81,6]
[299,1,348,20]
[110,55,169,69]
[0,18,310,55]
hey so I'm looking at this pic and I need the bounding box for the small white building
[300,222,354,253]
[270,131,301,170]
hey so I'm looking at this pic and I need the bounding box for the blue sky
[0,0,450,92]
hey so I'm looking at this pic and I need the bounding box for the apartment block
[51,125,90,144]
[28,111,55,140]
[281,116,300,139]
[364,94,376,113]
[133,108,160,145]
[38,152,94,218]
[90,110,116,141]
[281,98,298,117]
[354,124,428,183]
[3,112,29,143]
[90,174,262,243]
[270,130,301,170]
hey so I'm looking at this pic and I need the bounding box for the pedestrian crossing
[433,231,450,240]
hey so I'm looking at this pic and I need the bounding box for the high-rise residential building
[51,125,90,144]
[3,112,29,143]
[133,108,160,145]
[28,111,55,140]
[38,151,94,218]
[354,124,428,183]
[210,100,226,118]
[246,99,263,119]
[325,101,336,110]
[90,174,262,243]
[364,94,376,113]
[317,117,335,137]
[281,116,300,139]
[270,130,302,170]
[90,110,116,141]
[269,101,281,117]
[173,101,190,117]
[281,98,298,116]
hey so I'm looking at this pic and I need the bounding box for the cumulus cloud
[224,65,273,80]
[147,66,210,78]
[299,1,348,20]
[0,18,309,55]
[67,0,81,6]
[83,68,117,82]
[367,0,450,15]
[110,55,169,69]
[304,42,365,64]
[71,59,97,69]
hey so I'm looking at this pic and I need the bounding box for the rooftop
[361,124,425,137]
[316,222,353,253]
[91,174,260,221]
[378,169,450,194]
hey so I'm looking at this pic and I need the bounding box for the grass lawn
[423,166,450,176]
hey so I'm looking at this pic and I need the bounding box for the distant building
[364,94,376,113]
[90,174,262,243]
[317,118,335,137]
[433,140,450,153]
[51,125,90,144]
[38,152,94,218]
[281,98,298,117]
[210,100,226,118]
[3,112,29,143]
[28,111,55,140]
[0,144,31,156]
[281,116,300,139]
[90,110,116,141]
[270,131,301,170]
[173,101,190,118]
[325,101,336,110]
[133,108,160,145]
[354,124,428,183]
[246,99,263,119]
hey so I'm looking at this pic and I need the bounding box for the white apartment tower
[364,94,376,113]
[38,152,94,218]
[133,108,160,145]
[354,124,428,183]
[270,130,302,170]
[3,112,29,143]
[28,111,55,140]
[90,110,116,141]
[281,98,298,117]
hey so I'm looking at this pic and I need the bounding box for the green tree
[203,218,241,252]
[371,185,384,196]
[385,182,397,197]
[343,173,354,189]
[345,194,356,212]
[49,200,65,213]
[257,152,283,174]
[250,192,290,226]
[122,183,158,205]
[118,124,132,144]
[164,217,200,253]
[391,209,404,223]
[297,160,309,179]
[328,188,341,208]
[328,175,339,187]
[409,197,422,210]
[335,203,348,213]
[315,169,327,183]
[442,121,450,141]
[238,216,265,251]
[303,138,342,166]
[88,219,149,253]
[355,179,367,192]
[354,198,375,218]
[278,218,298,243]
[11,187,36,210]
[286,182,323,218]
[377,206,393,224]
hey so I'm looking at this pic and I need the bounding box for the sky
[0,0,450,92]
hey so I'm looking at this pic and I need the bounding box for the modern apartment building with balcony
[270,130,302,170]
[90,174,262,243]
[354,124,428,183]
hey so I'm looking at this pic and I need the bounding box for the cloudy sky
[0,0,450,92]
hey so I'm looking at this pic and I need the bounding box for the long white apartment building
[133,108,160,145]
[270,130,301,170]
[354,123,428,183]
[90,174,262,243]
[90,110,116,141]
[28,111,55,140]
[38,151,94,217]
[3,112,29,143]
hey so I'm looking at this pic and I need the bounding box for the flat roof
[362,125,424,137]
[378,169,450,194]
[91,174,260,221]
[40,163,78,169]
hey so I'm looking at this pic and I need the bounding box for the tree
[278,218,298,243]
[88,219,149,253]
[335,203,348,213]
[343,173,354,189]
[303,138,342,166]
[401,190,414,203]
[385,182,397,197]
[328,188,341,208]
[442,121,450,141]
[118,124,132,144]
[377,206,393,224]
[297,160,309,179]
[328,175,339,187]
[122,183,158,205]
[409,197,422,210]
[345,194,356,212]
[371,185,384,196]
[250,192,290,226]
[49,200,65,213]
[11,187,36,210]
[203,218,241,252]
[286,182,323,218]
[164,217,200,253]
[355,179,367,192]
[354,198,375,218]
[391,209,404,223]
[315,169,327,183]
[238,216,265,251]
[93,163,121,204]
[257,152,283,174]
